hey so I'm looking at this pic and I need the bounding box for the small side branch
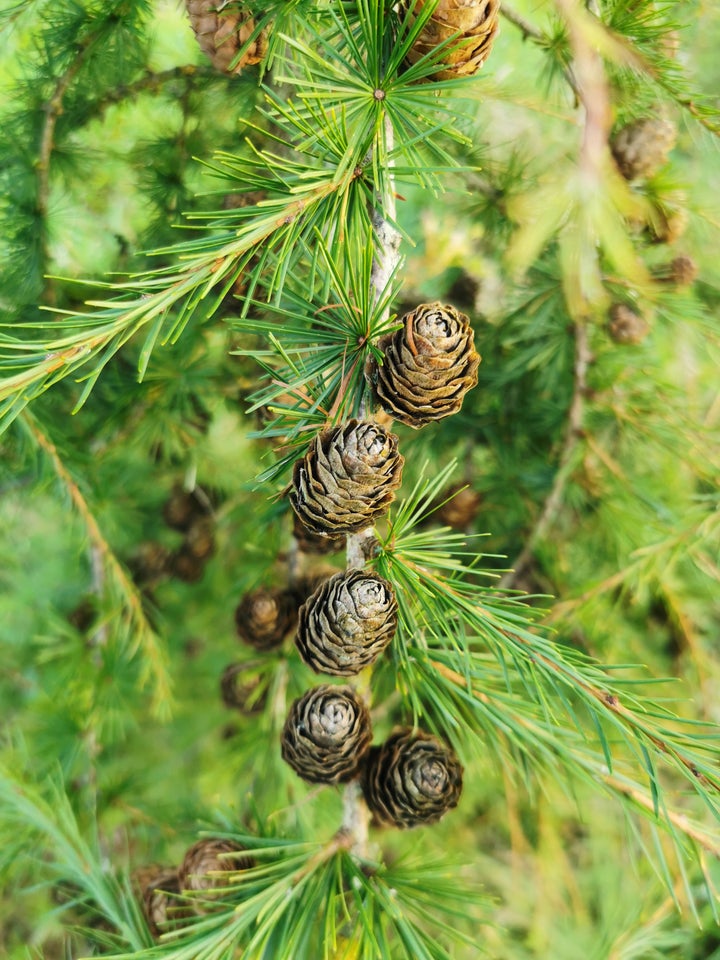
[501,320,591,588]
[23,412,173,714]
[431,660,720,859]
[500,3,543,42]
[500,3,581,101]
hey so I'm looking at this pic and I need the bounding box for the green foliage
[1,0,719,958]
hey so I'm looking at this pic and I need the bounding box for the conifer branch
[601,772,720,861]
[37,35,96,298]
[500,2,580,101]
[503,0,720,137]
[80,65,217,124]
[0,172,352,431]
[429,658,720,862]
[499,4,543,43]
[548,507,720,620]
[501,319,591,588]
[21,411,173,716]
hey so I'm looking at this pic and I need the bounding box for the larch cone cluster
[289,419,404,536]
[281,685,373,784]
[406,0,500,80]
[186,1,267,74]
[363,729,464,828]
[368,301,480,427]
[296,570,398,676]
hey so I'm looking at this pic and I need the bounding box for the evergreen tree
[1,1,719,958]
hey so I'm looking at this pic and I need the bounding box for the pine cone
[290,420,404,535]
[235,587,297,650]
[296,571,398,676]
[186,1,268,75]
[362,728,463,828]
[171,547,206,583]
[131,541,172,585]
[220,661,266,712]
[433,482,481,530]
[368,302,480,428]
[647,198,688,245]
[666,255,698,287]
[405,0,500,80]
[293,513,345,555]
[281,685,373,784]
[184,518,216,560]
[67,596,97,633]
[179,839,254,897]
[136,867,187,939]
[163,484,208,532]
[608,304,650,345]
[611,117,676,181]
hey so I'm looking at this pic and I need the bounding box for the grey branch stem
[341,110,402,855]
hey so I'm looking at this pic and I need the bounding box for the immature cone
[171,547,206,583]
[220,661,266,713]
[608,304,650,345]
[433,482,481,530]
[405,0,500,80]
[611,117,677,181]
[179,839,254,897]
[296,571,398,676]
[184,518,216,560]
[290,420,404,535]
[647,197,688,246]
[281,685,372,784]
[666,255,698,287]
[368,302,479,427]
[186,1,268,75]
[136,867,186,939]
[163,484,207,532]
[235,587,297,650]
[362,728,463,828]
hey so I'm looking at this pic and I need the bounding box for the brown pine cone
[186,1,268,75]
[135,867,188,939]
[67,596,97,633]
[293,513,345,555]
[433,482,481,530]
[405,0,500,80]
[654,254,698,287]
[296,571,398,676]
[362,728,463,828]
[162,484,208,532]
[220,661,266,712]
[130,541,172,585]
[368,302,480,428]
[667,255,698,287]
[184,518,216,560]
[179,839,254,897]
[608,304,650,345]
[235,587,298,650]
[281,685,373,784]
[171,547,206,583]
[290,420,404,536]
[611,117,676,181]
[647,198,689,245]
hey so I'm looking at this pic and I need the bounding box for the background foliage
[1,0,719,957]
